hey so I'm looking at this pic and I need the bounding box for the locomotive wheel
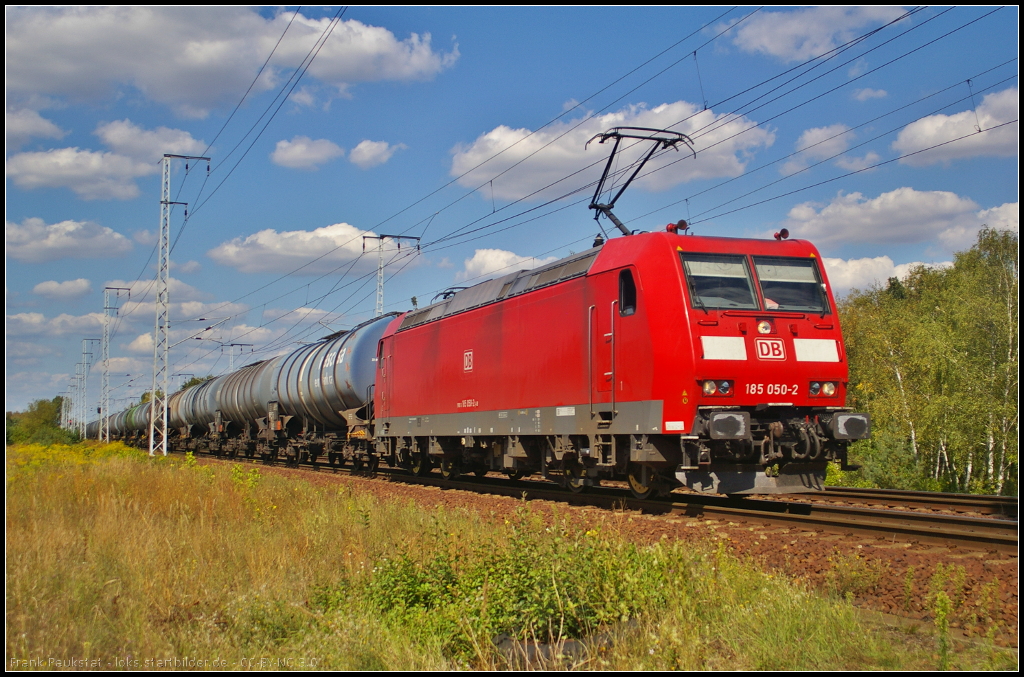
[506,468,527,480]
[473,468,488,478]
[627,464,656,500]
[410,451,431,476]
[440,457,461,481]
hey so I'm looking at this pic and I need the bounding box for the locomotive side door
[589,268,639,412]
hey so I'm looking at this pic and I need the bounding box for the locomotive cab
[661,232,870,493]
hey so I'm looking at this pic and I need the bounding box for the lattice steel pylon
[149,154,208,456]
[74,363,84,437]
[102,287,130,442]
[80,339,99,438]
[68,377,78,433]
[362,234,421,317]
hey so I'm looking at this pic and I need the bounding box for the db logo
[754,338,786,360]
[463,350,474,372]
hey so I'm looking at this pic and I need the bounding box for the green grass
[6,443,1017,670]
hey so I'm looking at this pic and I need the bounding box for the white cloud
[726,7,907,62]
[785,188,1018,250]
[939,202,1019,251]
[32,278,92,300]
[6,108,66,148]
[6,8,458,118]
[207,221,377,274]
[133,229,157,245]
[456,249,558,282]
[847,59,870,78]
[976,202,1019,231]
[171,260,202,274]
[94,119,205,162]
[215,324,278,345]
[822,256,953,294]
[6,217,133,262]
[102,277,212,304]
[834,151,881,172]
[91,278,247,334]
[451,101,774,202]
[6,341,59,367]
[6,120,203,199]
[853,88,887,101]
[5,313,47,336]
[288,86,318,108]
[5,148,154,199]
[288,18,459,87]
[6,311,104,336]
[50,312,105,335]
[892,87,1019,166]
[271,136,344,170]
[125,333,154,355]
[780,124,851,175]
[349,140,407,169]
[88,277,247,336]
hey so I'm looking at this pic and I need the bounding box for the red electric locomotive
[371,227,870,497]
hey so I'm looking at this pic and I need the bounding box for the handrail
[588,305,596,419]
[610,300,618,416]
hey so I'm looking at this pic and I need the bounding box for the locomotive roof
[397,244,605,332]
[396,231,819,333]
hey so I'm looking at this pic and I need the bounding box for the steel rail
[818,486,1018,519]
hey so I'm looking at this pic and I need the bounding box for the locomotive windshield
[753,256,830,313]
[680,254,759,309]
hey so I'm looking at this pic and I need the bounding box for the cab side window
[619,269,637,316]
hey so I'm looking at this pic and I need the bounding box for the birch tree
[839,229,1018,495]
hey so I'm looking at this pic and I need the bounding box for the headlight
[702,380,734,396]
[809,381,838,397]
[757,320,772,334]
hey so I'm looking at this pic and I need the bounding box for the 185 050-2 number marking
[745,383,799,395]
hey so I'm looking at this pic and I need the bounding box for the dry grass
[6,443,1017,671]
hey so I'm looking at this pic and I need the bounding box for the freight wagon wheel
[627,464,656,500]
[563,460,588,494]
[440,457,461,481]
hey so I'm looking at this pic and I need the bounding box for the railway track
[818,486,1018,519]
[196,453,1018,554]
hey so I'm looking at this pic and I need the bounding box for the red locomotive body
[373,230,870,495]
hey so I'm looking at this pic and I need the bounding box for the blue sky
[5,6,1019,413]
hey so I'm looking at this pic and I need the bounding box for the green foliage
[840,228,1018,495]
[138,389,163,404]
[6,397,78,445]
[934,590,953,671]
[364,508,674,660]
[177,375,216,392]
